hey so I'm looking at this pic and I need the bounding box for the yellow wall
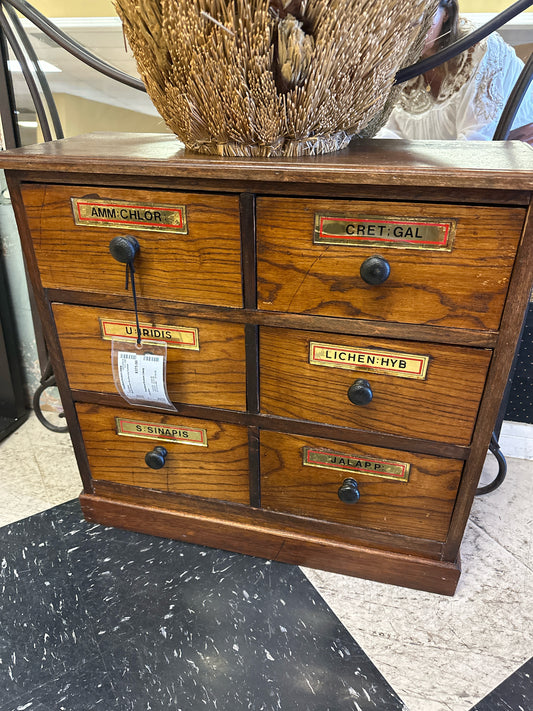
[30,1,115,17]
[33,0,532,16]
[31,0,533,16]
[461,1,531,11]
[51,94,171,138]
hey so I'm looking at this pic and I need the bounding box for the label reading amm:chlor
[72,197,188,234]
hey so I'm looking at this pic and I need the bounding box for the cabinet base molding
[80,493,461,596]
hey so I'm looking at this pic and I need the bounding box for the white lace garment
[377,21,533,141]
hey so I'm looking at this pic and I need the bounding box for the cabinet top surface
[1,132,532,191]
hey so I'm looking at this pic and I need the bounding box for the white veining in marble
[302,457,533,711]
[1,414,532,711]
[0,413,80,526]
[499,421,533,461]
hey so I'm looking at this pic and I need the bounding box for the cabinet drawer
[76,403,250,503]
[260,431,463,541]
[260,327,491,445]
[54,304,247,411]
[21,184,243,307]
[257,197,525,330]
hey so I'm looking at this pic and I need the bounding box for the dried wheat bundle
[115,0,438,156]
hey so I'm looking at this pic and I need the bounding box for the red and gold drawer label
[100,319,199,350]
[302,446,410,482]
[314,214,456,251]
[115,417,207,446]
[309,342,429,380]
[71,197,188,233]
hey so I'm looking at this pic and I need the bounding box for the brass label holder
[100,319,199,350]
[314,213,456,251]
[116,417,207,446]
[309,342,430,380]
[302,446,410,482]
[72,197,188,233]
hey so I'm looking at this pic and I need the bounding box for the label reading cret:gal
[314,213,456,251]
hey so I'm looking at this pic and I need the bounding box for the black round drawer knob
[360,256,390,285]
[338,478,360,504]
[144,446,168,469]
[109,235,140,263]
[347,379,373,406]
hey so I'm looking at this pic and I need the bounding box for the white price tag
[118,351,172,406]
[111,338,176,411]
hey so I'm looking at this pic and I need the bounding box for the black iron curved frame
[396,0,533,84]
[1,0,531,145]
[476,434,508,496]
[0,0,531,488]
[3,0,145,92]
[0,5,54,141]
[32,359,68,433]
[493,52,533,138]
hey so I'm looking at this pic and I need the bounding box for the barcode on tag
[117,351,173,408]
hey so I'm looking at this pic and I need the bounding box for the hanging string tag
[108,235,176,411]
[124,258,142,346]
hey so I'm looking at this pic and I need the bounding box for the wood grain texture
[20,183,243,308]
[260,327,491,445]
[53,303,247,411]
[9,168,531,207]
[260,430,463,541]
[1,133,532,191]
[71,389,471,460]
[92,478,446,559]
[45,289,500,347]
[245,324,260,413]
[257,197,525,330]
[4,133,532,594]
[80,492,460,595]
[248,426,261,507]
[240,192,257,309]
[443,203,533,560]
[4,176,94,493]
[76,402,250,504]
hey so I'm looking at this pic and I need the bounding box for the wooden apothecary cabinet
[3,133,532,595]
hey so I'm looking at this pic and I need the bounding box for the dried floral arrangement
[115,0,438,156]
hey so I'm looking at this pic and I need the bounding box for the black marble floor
[471,657,533,711]
[1,499,532,711]
[0,500,405,711]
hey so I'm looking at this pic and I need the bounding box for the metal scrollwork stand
[0,0,531,489]
[32,360,68,433]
